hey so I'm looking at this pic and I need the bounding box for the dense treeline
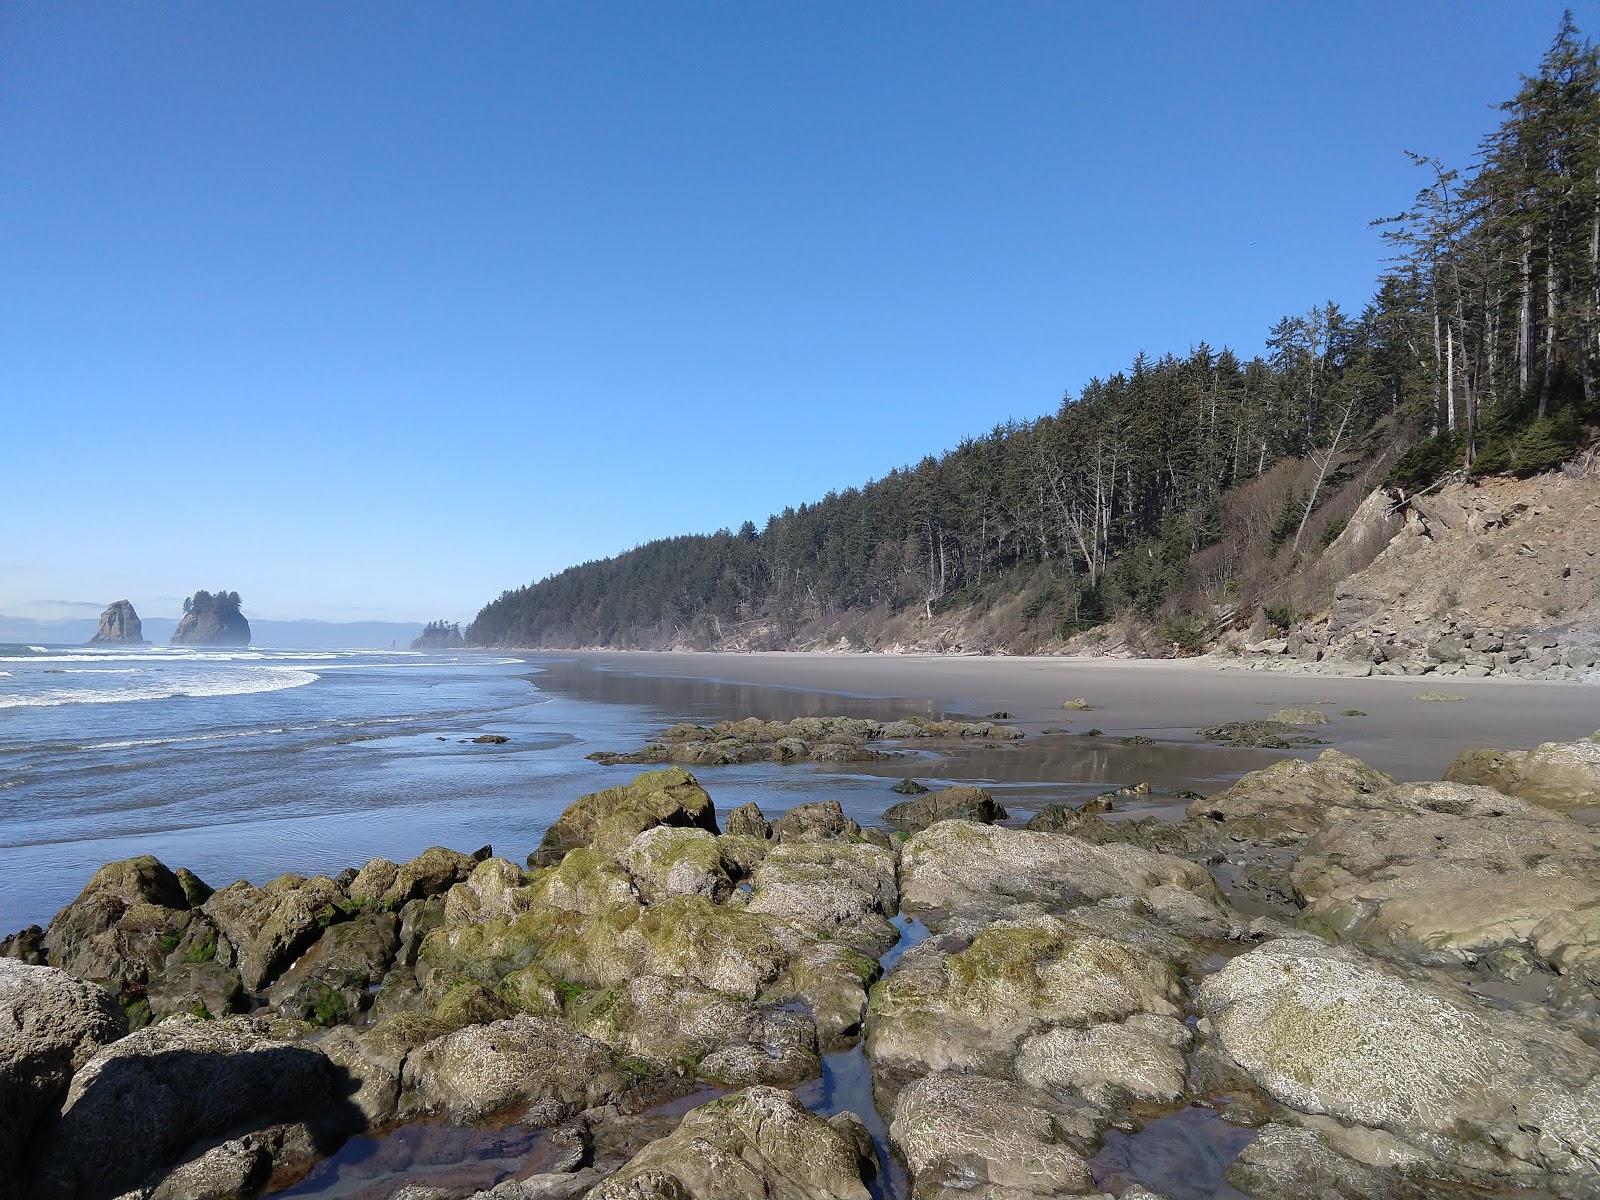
[469,19,1600,651]
[181,590,243,617]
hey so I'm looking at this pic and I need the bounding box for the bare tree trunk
[1446,320,1457,434]
[1519,231,1533,392]
[1541,233,1558,417]
[1290,397,1356,557]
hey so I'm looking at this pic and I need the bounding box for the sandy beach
[537,650,1600,780]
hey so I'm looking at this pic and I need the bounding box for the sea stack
[171,590,251,646]
[411,620,466,650]
[87,600,146,645]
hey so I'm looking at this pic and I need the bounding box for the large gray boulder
[1197,938,1600,1191]
[897,820,1225,926]
[28,1015,348,1200]
[203,873,351,991]
[0,961,126,1198]
[865,914,1183,1080]
[1445,736,1600,812]
[42,856,193,989]
[1289,781,1600,978]
[889,1071,1097,1198]
[585,1085,876,1200]
[398,1015,620,1124]
[1186,750,1397,844]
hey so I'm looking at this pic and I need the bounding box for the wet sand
[529,651,1599,781]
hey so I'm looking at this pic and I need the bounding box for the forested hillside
[469,18,1600,653]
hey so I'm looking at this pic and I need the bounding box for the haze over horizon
[4,1,1587,624]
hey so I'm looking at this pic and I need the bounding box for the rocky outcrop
[1198,939,1600,1191]
[1444,734,1600,811]
[586,715,1023,768]
[883,784,1007,830]
[529,768,719,867]
[86,600,144,645]
[0,962,125,1199]
[28,1014,354,1199]
[170,590,250,646]
[585,1086,877,1200]
[410,621,465,650]
[1237,475,1600,679]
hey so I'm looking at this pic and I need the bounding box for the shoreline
[514,648,1599,780]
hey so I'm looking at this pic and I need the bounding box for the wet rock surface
[6,734,1600,1200]
[585,715,1023,769]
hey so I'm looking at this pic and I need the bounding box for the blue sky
[2,2,1588,624]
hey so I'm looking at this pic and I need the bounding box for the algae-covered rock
[898,820,1223,920]
[1444,737,1600,811]
[889,1071,1096,1199]
[442,857,531,926]
[386,846,485,905]
[586,1085,875,1200]
[745,840,898,955]
[619,827,733,905]
[41,855,193,989]
[1013,1012,1191,1106]
[770,801,863,843]
[883,785,1007,831]
[866,914,1183,1078]
[531,768,718,866]
[723,801,772,839]
[203,873,351,991]
[1268,709,1329,725]
[1187,750,1397,844]
[1288,782,1600,976]
[528,848,640,915]
[268,911,398,1025]
[30,1015,345,1200]
[1198,938,1600,1189]
[399,1014,621,1123]
[566,973,818,1086]
[0,960,126,1194]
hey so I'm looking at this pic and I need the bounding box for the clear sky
[2,2,1589,624]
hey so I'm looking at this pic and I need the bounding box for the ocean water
[0,645,991,931]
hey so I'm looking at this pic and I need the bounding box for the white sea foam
[0,667,319,709]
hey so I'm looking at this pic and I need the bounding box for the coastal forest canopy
[469,17,1600,652]
[181,590,243,617]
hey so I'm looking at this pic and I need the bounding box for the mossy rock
[884,785,1006,831]
[1268,709,1328,726]
[531,768,718,866]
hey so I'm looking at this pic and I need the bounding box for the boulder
[770,801,862,843]
[1444,737,1600,811]
[1198,939,1600,1189]
[399,1015,620,1124]
[723,802,772,839]
[619,827,733,905]
[267,911,399,1025]
[43,856,192,987]
[530,769,718,866]
[889,1071,1096,1199]
[866,914,1184,1078]
[28,1015,349,1200]
[0,961,126,1197]
[443,858,532,926]
[585,1086,875,1200]
[897,820,1223,921]
[745,840,898,956]
[1187,750,1397,844]
[565,973,818,1087]
[1013,1012,1192,1106]
[203,874,350,991]
[1288,782,1600,977]
[883,785,1007,831]
[384,847,486,906]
